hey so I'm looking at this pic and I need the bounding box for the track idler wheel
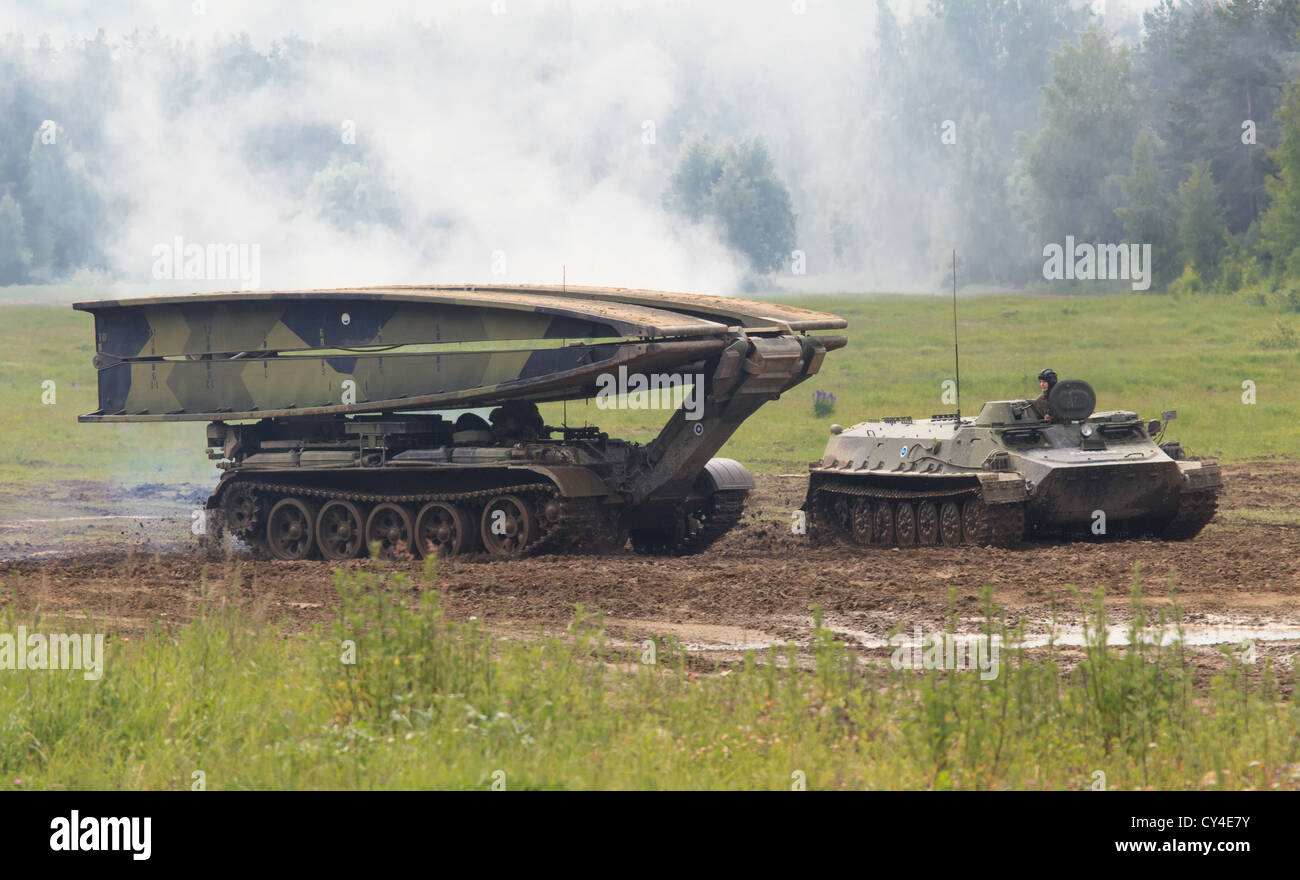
[266,497,318,560]
[366,503,415,560]
[317,500,366,560]
[415,501,475,559]
[480,494,537,558]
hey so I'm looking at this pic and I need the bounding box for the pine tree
[950,112,1020,285]
[665,137,795,274]
[1116,127,1180,288]
[1178,161,1227,279]
[0,192,31,283]
[1019,23,1139,248]
[1259,80,1300,278]
[663,138,723,224]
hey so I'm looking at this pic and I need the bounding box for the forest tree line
[4,1,1300,308]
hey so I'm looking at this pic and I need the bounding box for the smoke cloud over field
[2,1,1163,294]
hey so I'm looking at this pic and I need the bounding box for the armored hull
[802,381,1221,548]
[201,413,759,559]
[75,284,846,560]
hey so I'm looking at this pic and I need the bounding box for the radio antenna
[562,263,567,429]
[952,249,961,421]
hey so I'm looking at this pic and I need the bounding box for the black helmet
[1038,368,1058,388]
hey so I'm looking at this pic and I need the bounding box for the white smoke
[3,0,1151,294]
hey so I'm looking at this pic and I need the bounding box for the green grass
[0,306,212,490]
[540,292,1300,469]
[1,291,1296,492]
[1219,508,1300,526]
[0,563,1294,790]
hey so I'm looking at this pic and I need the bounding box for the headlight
[1080,424,1094,437]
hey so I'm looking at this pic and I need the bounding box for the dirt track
[2,460,1298,671]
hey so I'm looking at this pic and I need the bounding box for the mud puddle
[0,515,170,527]
[823,620,1300,649]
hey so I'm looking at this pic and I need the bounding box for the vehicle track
[0,462,1296,675]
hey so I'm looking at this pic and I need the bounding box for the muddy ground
[1,460,1298,675]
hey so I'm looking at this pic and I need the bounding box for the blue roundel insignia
[900,445,908,457]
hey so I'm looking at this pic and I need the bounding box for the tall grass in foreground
[0,566,1296,790]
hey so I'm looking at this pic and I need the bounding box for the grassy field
[1,564,1296,790]
[0,291,1296,494]
[0,305,212,491]
[1,288,1297,789]
[539,291,1300,469]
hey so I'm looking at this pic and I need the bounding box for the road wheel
[962,498,991,546]
[266,497,317,560]
[895,502,917,546]
[873,501,896,546]
[415,501,474,558]
[850,497,874,545]
[366,503,415,559]
[916,501,939,545]
[480,494,536,558]
[316,500,365,560]
[939,501,963,546]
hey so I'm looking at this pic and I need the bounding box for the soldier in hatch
[489,400,546,440]
[1031,368,1057,420]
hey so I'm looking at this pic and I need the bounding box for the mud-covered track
[806,480,1024,548]
[0,462,1295,681]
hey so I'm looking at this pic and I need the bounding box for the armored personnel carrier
[802,379,1221,547]
[75,284,845,560]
